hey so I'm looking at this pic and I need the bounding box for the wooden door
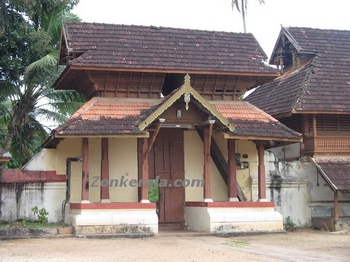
[154,129,184,224]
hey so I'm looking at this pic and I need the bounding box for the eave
[53,132,150,139]
[272,109,350,119]
[64,65,280,77]
[292,109,350,115]
[223,133,302,143]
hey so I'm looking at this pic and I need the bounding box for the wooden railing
[316,136,350,150]
[303,136,350,156]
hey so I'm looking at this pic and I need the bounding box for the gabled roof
[51,75,301,143]
[310,157,350,192]
[138,75,234,131]
[246,27,350,116]
[58,22,277,75]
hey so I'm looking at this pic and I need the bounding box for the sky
[72,0,350,60]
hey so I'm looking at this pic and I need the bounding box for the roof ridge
[62,21,248,35]
[291,62,316,111]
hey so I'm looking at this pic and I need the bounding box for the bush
[31,206,49,224]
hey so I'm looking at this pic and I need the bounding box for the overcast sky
[72,0,350,59]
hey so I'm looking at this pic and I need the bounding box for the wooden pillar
[203,128,212,201]
[312,114,317,151]
[257,141,266,201]
[334,190,339,219]
[140,137,150,203]
[302,114,310,133]
[228,139,238,201]
[81,138,89,202]
[100,138,110,202]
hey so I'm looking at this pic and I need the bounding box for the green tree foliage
[0,0,84,167]
[231,0,265,33]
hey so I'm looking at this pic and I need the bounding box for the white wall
[265,152,311,226]
[0,183,65,223]
[184,130,227,201]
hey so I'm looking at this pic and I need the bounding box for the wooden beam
[208,122,213,155]
[224,133,302,143]
[68,65,280,77]
[203,128,211,200]
[302,114,310,134]
[54,133,150,139]
[312,114,317,151]
[145,120,163,156]
[228,139,238,200]
[198,120,215,126]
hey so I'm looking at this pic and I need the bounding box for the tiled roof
[54,98,160,136]
[60,22,277,74]
[211,101,302,139]
[53,97,301,141]
[246,27,350,115]
[311,157,350,192]
[245,63,312,116]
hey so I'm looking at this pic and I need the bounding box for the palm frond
[231,0,241,12]
[34,107,68,127]
[8,117,49,168]
[25,50,59,83]
[43,89,85,116]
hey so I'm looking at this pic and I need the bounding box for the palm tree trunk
[4,98,32,151]
[5,117,18,151]
[241,0,247,33]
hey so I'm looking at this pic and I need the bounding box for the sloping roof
[59,22,277,75]
[212,101,302,140]
[246,27,350,116]
[52,85,301,142]
[53,98,158,136]
[310,157,350,192]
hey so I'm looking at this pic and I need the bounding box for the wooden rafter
[145,120,164,157]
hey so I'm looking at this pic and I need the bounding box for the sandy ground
[0,228,349,262]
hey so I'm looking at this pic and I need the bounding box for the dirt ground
[0,228,349,262]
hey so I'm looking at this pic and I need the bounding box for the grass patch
[224,240,250,247]
[0,221,67,229]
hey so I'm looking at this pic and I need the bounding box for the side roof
[58,22,277,75]
[310,157,350,192]
[246,27,350,116]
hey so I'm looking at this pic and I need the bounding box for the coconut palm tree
[0,0,84,167]
[231,0,265,33]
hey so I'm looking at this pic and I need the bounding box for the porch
[55,76,301,235]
